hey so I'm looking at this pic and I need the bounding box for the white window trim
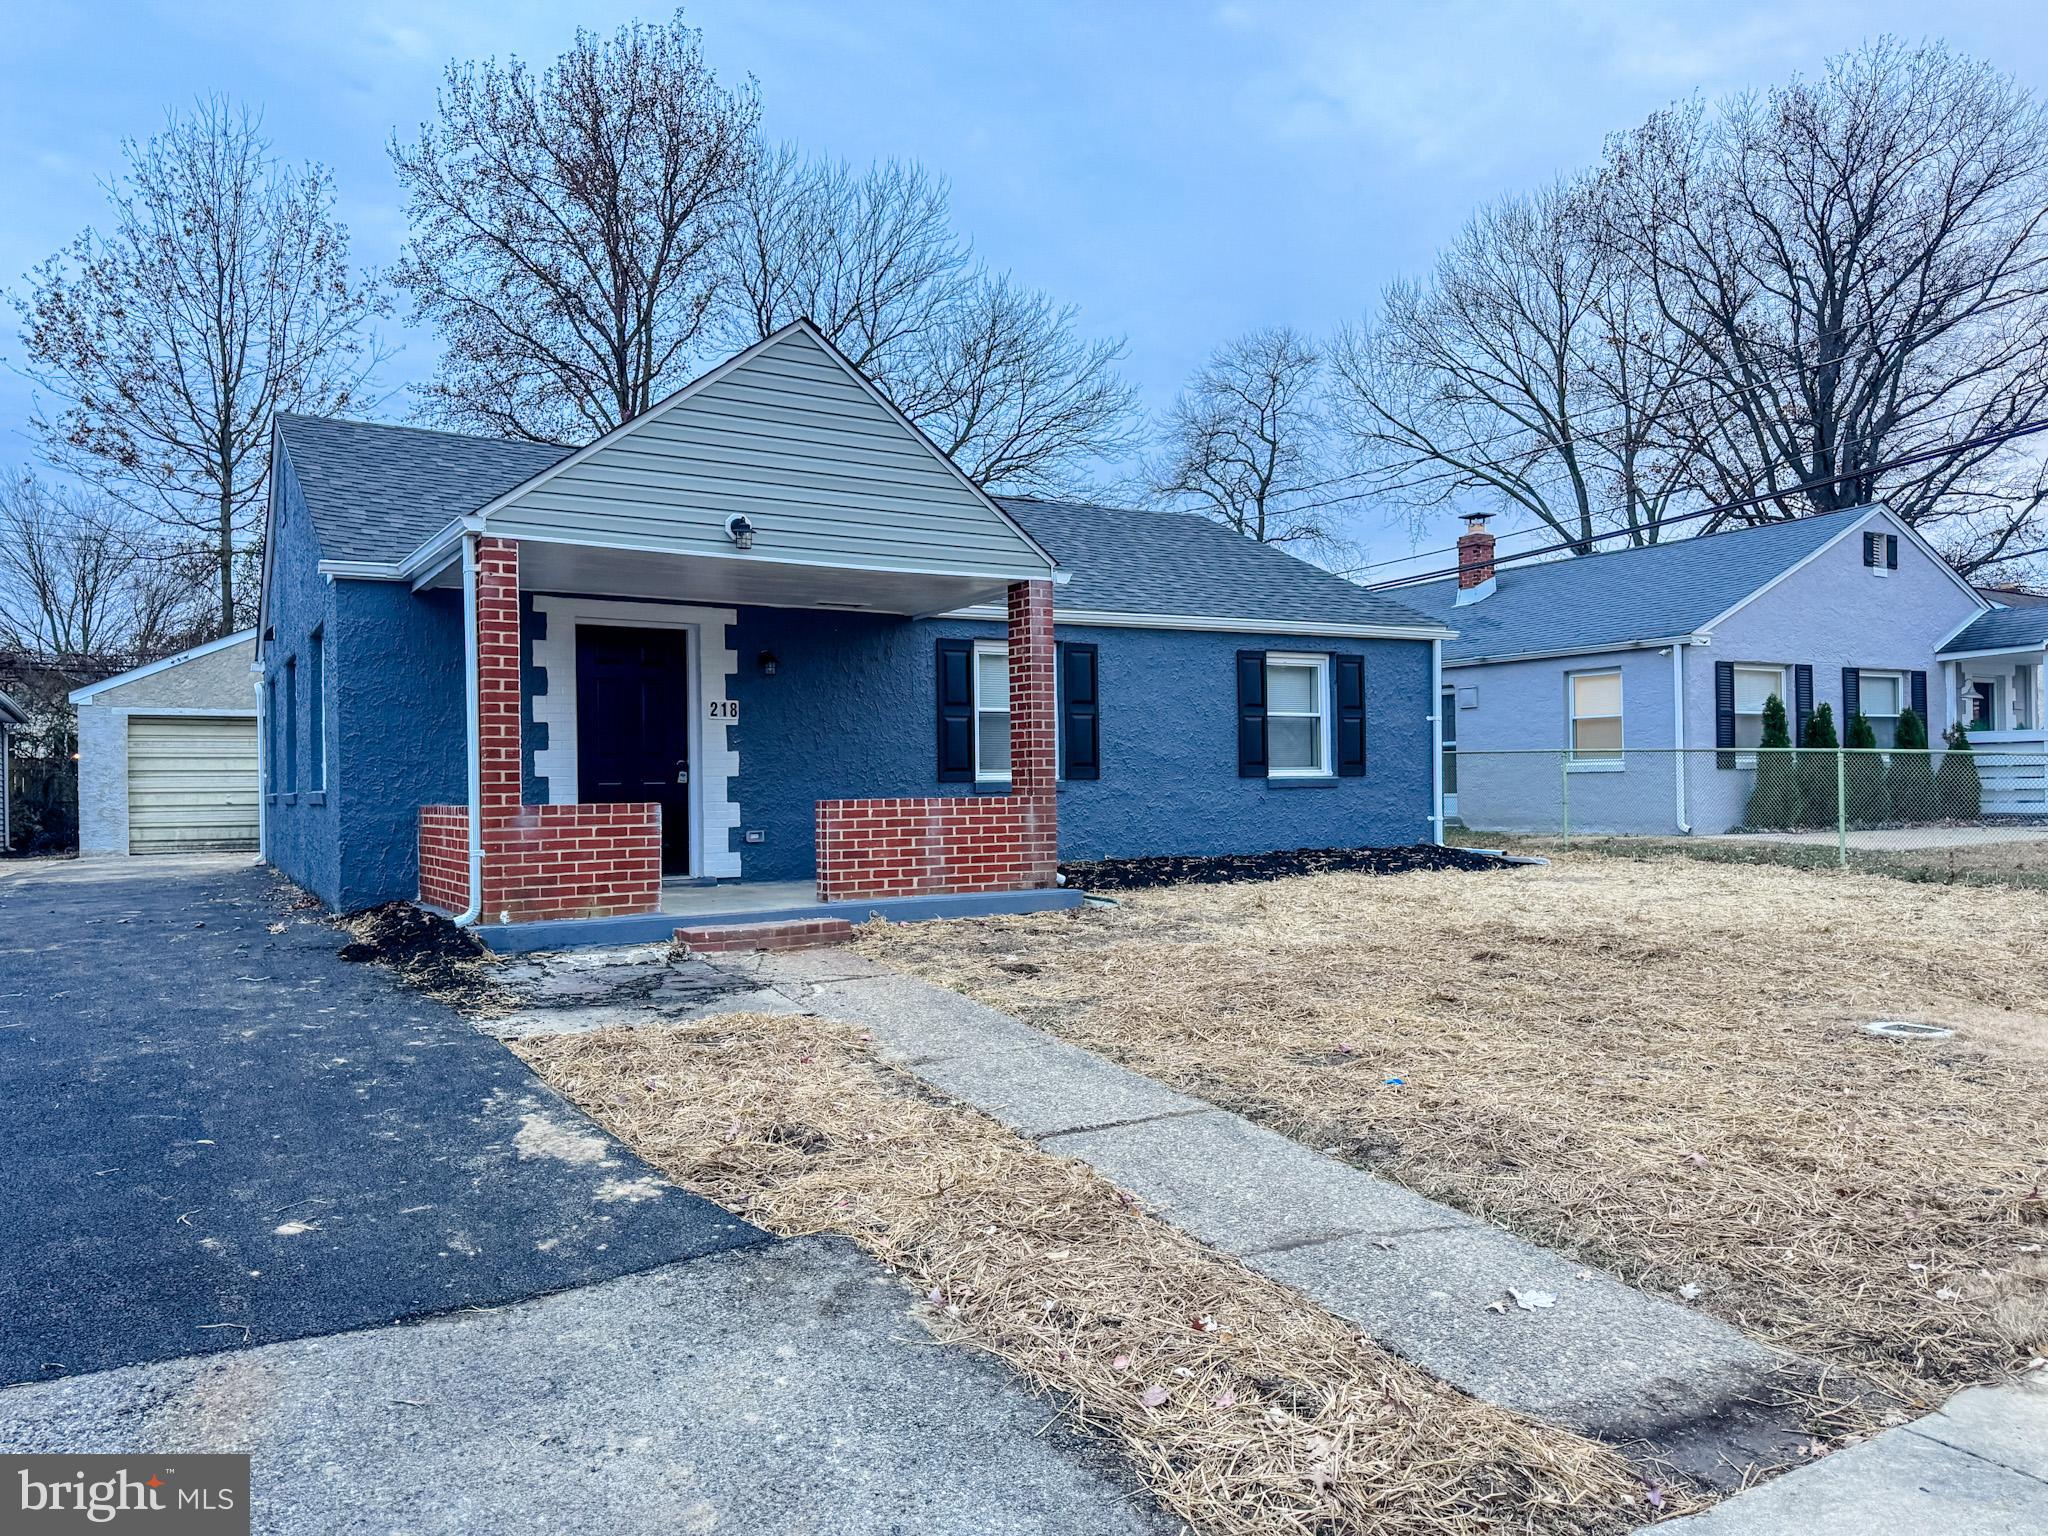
[1732,663,1788,768]
[1266,651,1334,780]
[972,639,1012,784]
[1858,670,1907,739]
[971,639,1060,785]
[1566,667,1625,773]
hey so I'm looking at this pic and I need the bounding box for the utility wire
[1344,391,2048,579]
[1366,416,2048,591]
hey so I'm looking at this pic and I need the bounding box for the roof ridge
[278,411,572,452]
[1387,503,1877,593]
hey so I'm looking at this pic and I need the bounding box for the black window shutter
[1863,531,1881,566]
[1333,653,1366,777]
[1910,670,1928,724]
[1842,667,1861,723]
[935,639,974,782]
[1886,535,1900,570]
[1794,665,1814,746]
[1059,642,1100,780]
[1715,660,1736,769]
[1236,650,1267,778]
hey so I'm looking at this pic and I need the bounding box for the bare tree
[0,473,208,658]
[720,148,966,370]
[1330,180,1697,554]
[899,275,1138,492]
[1598,38,2048,563]
[1150,327,1340,549]
[391,11,759,444]
[719,151,1136,491]
[12,98,386,632]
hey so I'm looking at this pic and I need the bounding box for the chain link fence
[1446,743,2048,873]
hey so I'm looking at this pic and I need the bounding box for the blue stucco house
[1396,506,2045,834]
[255,321,1451,943]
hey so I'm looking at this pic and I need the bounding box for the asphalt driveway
[0,856,763,1384]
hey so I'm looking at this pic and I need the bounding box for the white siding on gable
[483,328,1054,582]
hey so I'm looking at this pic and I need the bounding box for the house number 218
[708,699,739,721]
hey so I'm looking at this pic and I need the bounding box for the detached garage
[72,632,260,856]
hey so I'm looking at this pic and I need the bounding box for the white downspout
[452,531,484,927]
[252,668,268,861]
[1671,641,1690,834]
[1429,637,1445,844]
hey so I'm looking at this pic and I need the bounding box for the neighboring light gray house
[0,687,26,849]
[70,631,261,856]
[1394,505,2039,834]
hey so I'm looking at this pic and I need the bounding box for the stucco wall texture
[268,571,1437,909]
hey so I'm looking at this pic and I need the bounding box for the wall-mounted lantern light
[757,651,779,676]
[725,513,755,550]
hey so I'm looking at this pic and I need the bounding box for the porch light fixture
[757,650,779,676]
[724,513,755,550]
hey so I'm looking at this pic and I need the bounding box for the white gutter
[1443,634,1707,668]
[452,532,484,927]
[1670,641,1690,834]
[1429,637,1445,844]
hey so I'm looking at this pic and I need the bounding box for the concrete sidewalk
[0,1237,1173,1536]
[1656,1375,2048,1535]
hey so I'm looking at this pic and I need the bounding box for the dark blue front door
[576,624,690,875]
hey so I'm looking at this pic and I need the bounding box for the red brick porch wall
[815,579,1059,903]
[418,537,663,924]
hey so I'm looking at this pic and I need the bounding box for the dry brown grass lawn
[859,855,2048,1413]
[517,1014,1655,1536]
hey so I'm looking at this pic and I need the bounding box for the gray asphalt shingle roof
[274,414,1446,634]
[1393,507,1880,661]
[996,497,1445,631]
[1939,604,2048,654]
[276,413,572,565]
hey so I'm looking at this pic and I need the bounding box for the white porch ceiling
[424,537,1020,617]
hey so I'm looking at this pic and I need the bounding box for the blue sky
[5,0,2046,570]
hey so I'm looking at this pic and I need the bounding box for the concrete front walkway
[715,947,2044,1523]
[709,950,1803,1491]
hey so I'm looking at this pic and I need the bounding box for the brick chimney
[1456,512,1496,590]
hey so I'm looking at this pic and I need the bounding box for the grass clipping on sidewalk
[516,1014,1651,1536]
[861,856,2048,1413]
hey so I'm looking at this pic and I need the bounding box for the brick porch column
[474,537,523,828]
[1007,578,1058,885]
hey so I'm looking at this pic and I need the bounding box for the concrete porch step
[675,918,855,956]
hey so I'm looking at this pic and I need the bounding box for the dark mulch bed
[1057,844,1502,893]
[336,900,506,1010]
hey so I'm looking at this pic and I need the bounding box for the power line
[1366,416,2048,591]
[1343,391,2048,579]
[1286,321,2038,513]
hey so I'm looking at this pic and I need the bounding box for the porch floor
[659,879,818,920]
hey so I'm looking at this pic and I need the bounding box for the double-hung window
[1733,666,1787,752]
[972,641,1011,782]
[1568,670,1623,766]
[1859,671,1905,748]
[307,627,326,792]
[283,657,299,794]
[1265,653,1331,777]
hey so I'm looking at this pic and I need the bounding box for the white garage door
[127,716,260,854]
